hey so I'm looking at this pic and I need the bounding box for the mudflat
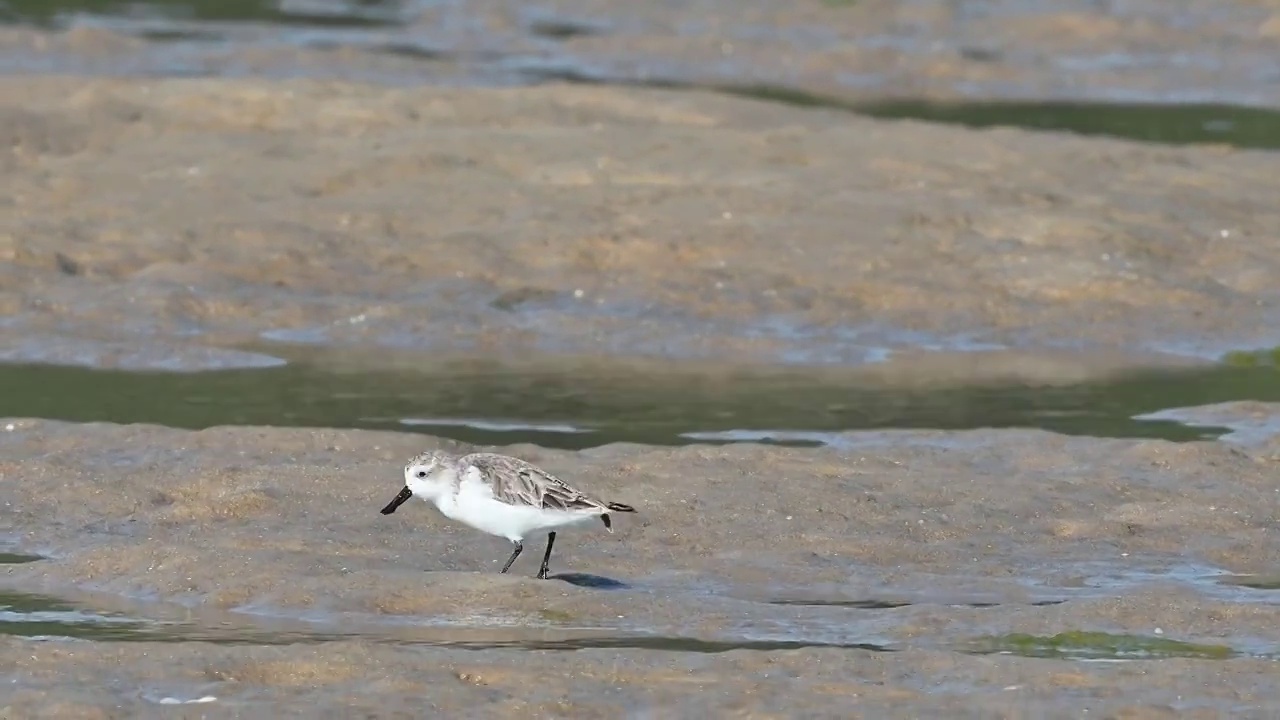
[3,4,1280,715]
[3,416,1280,716]
[2,0,1280,106]
[1,75,1278,372]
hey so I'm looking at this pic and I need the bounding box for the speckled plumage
[382,449,636,578]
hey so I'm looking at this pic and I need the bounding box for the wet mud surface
[2,75,1280,373]
[3,3,1280,716]
[4,416,1280,715]
[2,0,1280,108]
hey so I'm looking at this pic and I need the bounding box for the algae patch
[0,553,44,565]
[1222,347,1280,368]
[968,631,1236,661]
[1218,575,1280,591]
[0,591,153,642]
[537,608,576,623]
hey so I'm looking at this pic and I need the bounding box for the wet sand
[2,75,1279,373]
[3,3,1280,716]
[4,417,1280,715]
[3,0,1280,106]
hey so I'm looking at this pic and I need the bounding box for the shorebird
[380,450,636,578]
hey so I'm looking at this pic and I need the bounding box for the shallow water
[0,556,904,652]
[0,589,897,652]
[3,0,1279,149]
[5,356,1280,448]
[1,0,404,28]
[968,631,1239,661]
[567,78,1280,151]
[2,556,1277,662]
[851,98,1280,151]
[0,552,43,564]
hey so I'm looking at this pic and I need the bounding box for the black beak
[380,486,413,515]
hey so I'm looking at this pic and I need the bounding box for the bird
[379,449,636,579]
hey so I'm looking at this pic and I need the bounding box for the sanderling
[380,450,636,578]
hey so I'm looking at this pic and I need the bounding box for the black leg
[537,532,557,579]
[500,541,523,573]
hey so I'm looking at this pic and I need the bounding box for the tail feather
[599,501,636,533]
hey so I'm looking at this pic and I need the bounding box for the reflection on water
[0,357,1274,449]
[2,582,1273,662]
[3,356,1280,449]
[0,0,403,28]
[851,98,1280,152]
[0,553,44,564]
[0,590,153,641]
[0,587,894,652]
[580,77,1280,151]
[3,553,1277,660]
[1218,576,1280,591]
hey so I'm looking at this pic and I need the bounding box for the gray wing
[460,453,606,512]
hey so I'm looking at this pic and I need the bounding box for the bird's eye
[416,470,427,478]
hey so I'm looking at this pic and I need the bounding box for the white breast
[435,472,599,542]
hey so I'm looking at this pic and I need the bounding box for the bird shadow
[546,572,629,590]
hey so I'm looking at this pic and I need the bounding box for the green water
[970,631,1238,661]
[3,358,1280,449]
[519,71,1280,151]
[1218,576,1280,591]
[0,0,399,27]
[0,586,894,652]
[0,549,1268,658]
[5,1,1280,151]
[852,99,1280,151]
[0,591,155,641]
[713,84,1280,151]
[0,555,152,641]
[0,583,1262,660]
[0,553,43,564]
